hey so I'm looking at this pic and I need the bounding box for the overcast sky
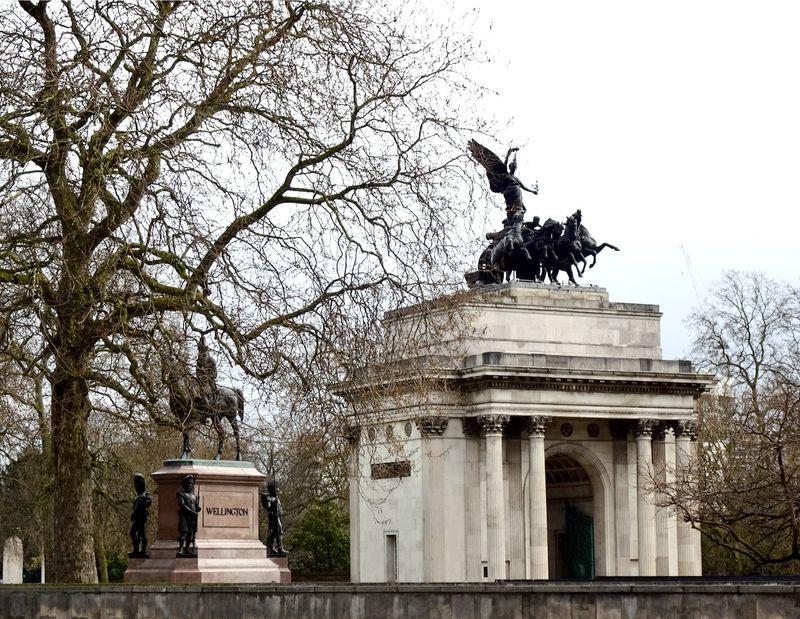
[457,1,800,359]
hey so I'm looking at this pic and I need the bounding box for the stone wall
[1,582,799,618]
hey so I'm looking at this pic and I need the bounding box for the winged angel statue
[467,139,538,226]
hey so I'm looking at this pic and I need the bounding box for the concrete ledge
[3,581,800,618]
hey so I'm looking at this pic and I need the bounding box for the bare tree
[0,0,482,581]
[662,271,800,572]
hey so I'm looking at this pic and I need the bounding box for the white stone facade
[344,284,713,582]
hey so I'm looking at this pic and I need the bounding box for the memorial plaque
[371,460,412,480]
[202,491,252,528]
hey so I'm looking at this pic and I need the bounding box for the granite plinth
[271,555,292,583]
[124,460,286,584]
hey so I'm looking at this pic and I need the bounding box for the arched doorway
[545,453,595,579]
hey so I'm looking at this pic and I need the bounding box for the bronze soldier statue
[177,474,200,557]
[129,473,152,558]
[261,481,286,556]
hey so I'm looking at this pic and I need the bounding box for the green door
[565,502,595,579]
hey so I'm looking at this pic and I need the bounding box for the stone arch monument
[340,283,713,582]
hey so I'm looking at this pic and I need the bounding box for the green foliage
[106,550,128,583]
[284,499,349,575]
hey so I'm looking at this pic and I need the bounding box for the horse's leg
[181,430,191,460]
[594,242,620,256]
[566,265,578,285]
[570,253,583,277]
[211,414,224,460]
[229,414,242,461]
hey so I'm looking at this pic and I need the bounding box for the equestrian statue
[164,335,245,460]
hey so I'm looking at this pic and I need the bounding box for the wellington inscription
[202,491,252,528]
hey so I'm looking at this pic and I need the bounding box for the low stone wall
[1,581,799,618]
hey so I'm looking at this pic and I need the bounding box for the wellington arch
[339,283,714,582]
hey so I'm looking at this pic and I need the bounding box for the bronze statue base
[176,550,198,558]
[124,460,285,584]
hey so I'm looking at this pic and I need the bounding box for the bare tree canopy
[664,272,800,573]
[0,0,481,581]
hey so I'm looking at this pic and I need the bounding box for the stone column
[507,437,525,579]
[2,537,23,584]
[610,421,630,576]
[417,416,449,582]
[653,425,678,575]
[478,414,510,581]
[345,425,361,583]
[463,419,482,581]
[526,415,551,580]
[635,419,657,576]
[664,428,679,575]
[675,420,701,576]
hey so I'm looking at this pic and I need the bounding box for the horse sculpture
[468,211,620,287]
[465,139,622,288]
[577,223,620,271]
[165,364,244,461]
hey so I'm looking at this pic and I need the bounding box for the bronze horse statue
[577,222,620,272]
[165,364,244,461]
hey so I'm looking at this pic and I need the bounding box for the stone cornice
[458,374,710,398]
[334,353,715,402]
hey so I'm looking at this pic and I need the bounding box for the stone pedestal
[270,555,292,583]
[124,460,285,584]
[2,537,23,584]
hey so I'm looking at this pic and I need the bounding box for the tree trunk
[50,359,97,582]
[95,533,108,584]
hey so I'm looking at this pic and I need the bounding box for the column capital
[477,414,510,435]
[526,415,552,436]
[673,420,699,440]
[634,418,658,438]
[609,420,631,441]
[653,423,671,441]
[344,424,361,446]
[415,416,449,437]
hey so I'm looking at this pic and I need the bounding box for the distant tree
[0,0,480,581]
[284,498,349,575]
[661,271,800,573]
[0,449,50,576]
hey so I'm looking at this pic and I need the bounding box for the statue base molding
[124,460,286,584]
[271,555,292,583]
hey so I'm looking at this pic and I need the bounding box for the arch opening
[546,453,595,579]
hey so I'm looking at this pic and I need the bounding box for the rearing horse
[577,223,620,272]
[165,365,245,461]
